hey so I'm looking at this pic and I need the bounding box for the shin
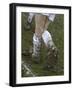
[32,33,41,58]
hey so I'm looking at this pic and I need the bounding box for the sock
[32,33,41,57]
[42,30,54,48]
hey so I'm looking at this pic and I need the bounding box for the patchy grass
[21,13,64,77]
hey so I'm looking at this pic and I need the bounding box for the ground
[21,13,64,77]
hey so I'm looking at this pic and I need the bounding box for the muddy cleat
[44,46,59,72]
[32,53,40,64]
[47,46,58,59]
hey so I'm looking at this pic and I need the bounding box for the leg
[42,30,58,70]
[42,18,58,70]
[32,14,47,63]
[32,33,42,63]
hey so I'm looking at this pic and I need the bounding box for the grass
[21,13,64,77]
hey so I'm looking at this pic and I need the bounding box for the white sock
[42,30,54,48]
[28,13,34,23]
[32,33,41,56]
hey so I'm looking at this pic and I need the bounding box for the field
[21,13,64,77]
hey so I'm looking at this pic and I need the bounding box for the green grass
[21,13,64,77]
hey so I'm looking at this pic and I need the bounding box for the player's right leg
[32,33,42,63]
[32,14,47,63]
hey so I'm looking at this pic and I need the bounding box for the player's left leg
[42,16,58,70]
[42,30,58,70]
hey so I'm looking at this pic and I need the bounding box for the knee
[35,29,44,38]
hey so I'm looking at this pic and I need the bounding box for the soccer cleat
[44,46,59,72]
[47,46,58,59]
[32,53,40,64]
